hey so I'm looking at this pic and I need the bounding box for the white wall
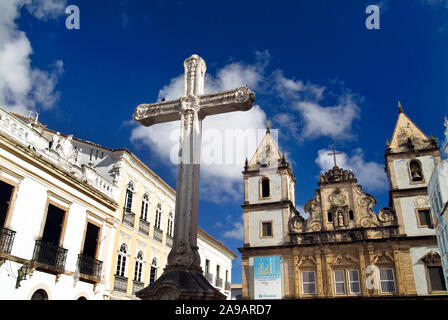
[410,246,440,295]
[249,209,284,247]
[393,156,435,189]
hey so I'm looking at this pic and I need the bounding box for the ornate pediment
[296,255,317,267]
[421,251,441,266]
[319,166,357,185]
[372,250,395,264]
[329,253,359,265]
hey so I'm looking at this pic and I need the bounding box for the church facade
[240,105,447,299]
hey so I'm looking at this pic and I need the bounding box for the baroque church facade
[240,105,447,299]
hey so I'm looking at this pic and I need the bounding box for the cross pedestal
[133,55,255,300]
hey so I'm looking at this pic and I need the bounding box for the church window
[348,270,361,294]
[261,221,273,238]
[379,268,396,293]
[134,251,144,283]
[116,243,128,277]
[417,209,433,229]
[428,266,446,292]
[349,210,354,221]
[327,212,333,223]
[260,177,270,199]
[140,193,149,221]
[333,270,346,294]
[409,160,424,183]
[301,271,316,295]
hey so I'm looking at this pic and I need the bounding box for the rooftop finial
[266,120,271,134]
[398,100,403,114]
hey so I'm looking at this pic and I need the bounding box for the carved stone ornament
[421,251,441,266]
[235,87,251,102]
[319,166,357,185]
[414,195,430,209]
[330,189,347,207]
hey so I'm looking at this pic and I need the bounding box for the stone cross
[328,148,342,167]
[133,55,255,300]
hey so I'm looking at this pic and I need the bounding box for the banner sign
[254,256,282,299]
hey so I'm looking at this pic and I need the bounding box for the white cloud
[0,0,66,114]
[295,93,360,141]
[315,148,388,191]
[222,215,244,240]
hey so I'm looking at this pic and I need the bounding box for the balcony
[114,275,128,293]
[205,272,213,283]
[122,208,135,228]
[132,280,144,295]
[0,227,16,254]
[153,226,163,243]
[225,281,231,291]
[139,218,150,235]
[32,240,67,271]
[215,277,223,288]
[77,254,103,281]
[166,235,173,247]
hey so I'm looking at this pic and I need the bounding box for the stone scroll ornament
[133,55,255,300]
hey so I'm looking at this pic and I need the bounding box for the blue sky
[1,0,448,284]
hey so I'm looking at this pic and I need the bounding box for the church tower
[385,102,441,236]
[242,124,297,248]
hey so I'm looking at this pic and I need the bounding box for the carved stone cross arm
[133,86,255,127]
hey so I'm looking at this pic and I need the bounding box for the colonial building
[240,104,447,299]
[0,107,118,300]
[428,117,448,289]
[0,107,236,299]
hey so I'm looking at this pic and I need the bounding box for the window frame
[416,208,434,229]
[333,270,346,295]
[379,268,396,294]
[301,271,317,295]
[260,220,273,238]
[259,177,272,200]
[408,159,425,184]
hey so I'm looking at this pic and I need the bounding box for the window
[167,212,174,237]
[301,271,316,294]
[205,259,210,274]
[140,193,149,220]
[334,270,346,294]
[379,268,396,293]
[261,222,273,237]
[30,289,48,300]
[149,257,158,284]
[417,209,433,229]
[124,182,134,213]
[216,265,221,279]
[349,210,354,221]
[155,203,162,229]
[260,177,270,198]
[327,212,333,223]
[134,251,144,283]
[41,203,66,246]
[348,270,361,294]
[428,266,447,292]
[409,160,424,183]
[0,180,15,227]
[116,243,127,277]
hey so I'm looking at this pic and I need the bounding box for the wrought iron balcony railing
[166,234,173,247]
[114,275,128,293]
[215,277,223,288]
[225,281,231,291]
[123,208,135,227]
[77,254,103,280]
[153,226,163,243]
[32,240,67,270]
[139,218,150,235]
[132,280,144,295]
[205,272,213,283]
[0,227,15,254]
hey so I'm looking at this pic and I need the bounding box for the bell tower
[385,102,441,236]
[242,124,297,248]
